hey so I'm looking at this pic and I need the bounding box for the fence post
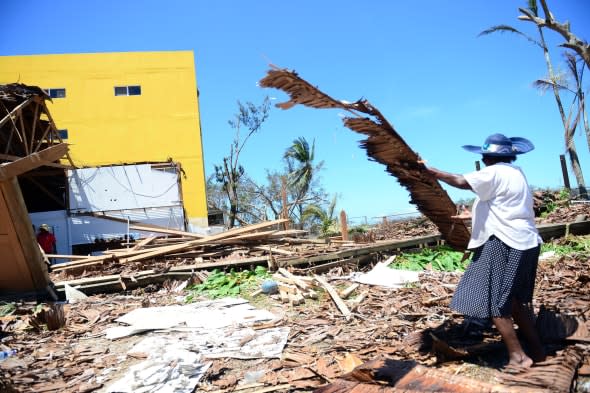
[340,210,348,241]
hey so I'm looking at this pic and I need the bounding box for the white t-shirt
[464,163,542,250]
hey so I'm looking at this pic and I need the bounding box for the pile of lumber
[50,219,298,274]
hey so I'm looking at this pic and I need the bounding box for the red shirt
[37,231,56,254]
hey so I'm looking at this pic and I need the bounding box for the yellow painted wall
[0,51,208,228]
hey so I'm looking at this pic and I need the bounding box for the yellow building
[0,50,208,229]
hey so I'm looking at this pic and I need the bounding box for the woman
[425,133,544,368]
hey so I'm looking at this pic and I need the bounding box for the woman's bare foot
[508,353,533,368]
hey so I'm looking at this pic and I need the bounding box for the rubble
[0,229,589,392]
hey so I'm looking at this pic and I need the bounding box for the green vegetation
[348,225,368,235]
[541,235,590,258]
[185,266,270,301]
[0,303,16,317]
[389,246,468,272]
[302,195,339,237]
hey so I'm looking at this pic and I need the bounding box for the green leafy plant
[389,246,468,272]
[185,266,269,301]
[0,303,16,317]
[541,235,590,258]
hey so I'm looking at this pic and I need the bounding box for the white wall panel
[68,164,182,212]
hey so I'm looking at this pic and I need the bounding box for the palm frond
[533,78,570,93]
[479,24,542,48]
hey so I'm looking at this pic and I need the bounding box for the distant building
[0,51,208,232]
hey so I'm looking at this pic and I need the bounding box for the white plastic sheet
[103,298,289,393]
[353,261,420,288]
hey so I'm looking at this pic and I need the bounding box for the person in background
[424,133,545,368]
[36,224,57,259]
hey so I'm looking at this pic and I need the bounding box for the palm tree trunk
[538,27,587,196]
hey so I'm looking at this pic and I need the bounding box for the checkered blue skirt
[450,236,540,318]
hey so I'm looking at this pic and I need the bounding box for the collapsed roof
[0,83,71,297]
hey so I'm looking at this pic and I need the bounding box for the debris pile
[1,239,589,392]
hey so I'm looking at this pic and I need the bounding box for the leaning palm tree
[480,0,587,198]
[302,195,338,237]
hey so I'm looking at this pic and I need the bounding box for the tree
[214,97,270,228]
[518,0,590,69]
[283,137,324,222]
[302,195,339,237]
[480,0,587,198]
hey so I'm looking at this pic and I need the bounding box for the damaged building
[0,50,210,257]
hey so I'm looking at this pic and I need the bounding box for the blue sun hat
[462,133,534,156]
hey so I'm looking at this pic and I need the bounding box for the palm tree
[284,137,315,195]
[284,137,323,221]
[480,0,587,198]
[302,195,338,237]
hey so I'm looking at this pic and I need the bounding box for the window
[57,129,68,139]
[45,88,66,98]
[114,85,141,96]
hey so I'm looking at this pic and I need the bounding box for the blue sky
[2,1,589,224]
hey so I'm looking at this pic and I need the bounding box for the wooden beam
[0,152,73,169]
[129,224,203,238]
[131,235,156,250]
[0,143,68,181]
[53,219,290,271]
[0,177,50,292]
[0,96,34,129]
[33,123,52,153]
[29,101,39,155]
[120,219,289,264]
[41,101,76,168]
[282,235,441,267]
[18,110,28,155]
[314,274,352,319]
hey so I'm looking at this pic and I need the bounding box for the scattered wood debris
[1,234,589,392]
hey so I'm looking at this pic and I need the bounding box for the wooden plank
[131,235,157,250]
[0,96,34,129]
[339,283,359,299]
[46,254,90,260]
[253,245,294,256]
[0,143,68,181]
[314,274,351,319]
[41,101,76,168]
[537,220,590,239]
[120,219,289,264]
[29,101,39,154]
[50,252,130,272]
[18,110,28,154]
[191,255,269,270]
[129,224,203,238]
[0,177,49,292]
[0,153,72,169]
[283,235,441,267]
[208,230,279,243]
[278,267,310,290]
